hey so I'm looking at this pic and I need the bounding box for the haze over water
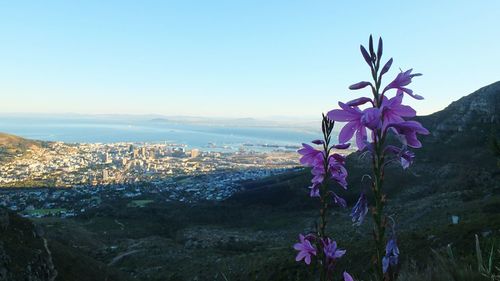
[0,115,320,150]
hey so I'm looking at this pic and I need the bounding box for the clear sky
[0,1,499,118]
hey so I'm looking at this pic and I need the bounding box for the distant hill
[0,132,44,161]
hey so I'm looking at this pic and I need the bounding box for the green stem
[319,193,328,281]
[371,61,387,281]
[372,140,386,281]
[319,120,332,281]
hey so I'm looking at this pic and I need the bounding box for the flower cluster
[298,142,349,202]
[328,36,429,228]
[294,115,354,280]
[294,234,346,265]
[328,35,427,281]
[294,233,354,280]
[293,36,427,281]
[327,88,428,152]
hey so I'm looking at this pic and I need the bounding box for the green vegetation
[21,208,67,216]
[126,200,154,208]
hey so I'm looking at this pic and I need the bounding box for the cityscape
[0,139,331,218]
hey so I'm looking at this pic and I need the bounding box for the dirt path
[108,249,142,266]
[114,219,125,230]
[43,237,58,281]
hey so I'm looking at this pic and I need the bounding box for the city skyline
[1,1,500,117]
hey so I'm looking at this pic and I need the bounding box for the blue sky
[0,1,499,118]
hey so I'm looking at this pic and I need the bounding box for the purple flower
[389,121,429,148]
[383,69,423,100]
[360,108,382,130]
[332,192,347,208]
[382,238,400,273]
[322,238,346,260]
[298,143,323,166]
[328,103,382,150]
[351,193,368,226]
[294,234,317,265]
[385,145,415,169]
[343,272,355,281]
[311,163,325,185]
[305,152,348,191]
[328,154,348,189]
[308,182,320,197]
[400,150,415,169]
[381,91,416,130]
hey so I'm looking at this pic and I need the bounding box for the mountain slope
[0,132,44,162]
[0,208,131,281]
[417,81,500,165]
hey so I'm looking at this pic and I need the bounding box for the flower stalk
[295,114,350,280]
[328,35,428,281]
[294,35,427,281]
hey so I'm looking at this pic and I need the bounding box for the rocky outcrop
[424,81,500,140]
[0,208,57,281]
[0,209,8,231]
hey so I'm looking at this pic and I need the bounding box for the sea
[0,115,321,152]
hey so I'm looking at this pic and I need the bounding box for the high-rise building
[104,152,111,163]
[190,149,200,158]
[102,169,109,181]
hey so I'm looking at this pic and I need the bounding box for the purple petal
[355,126,367,151]
[369,35,375,59]
[380,58,393,76]
[332,193,347,208]
[406,133,422,148]
[377,37,383,60]
[311,139,324,145]
[393,104,416,117]
[308,184,320,197]
[296,251,306,262]
[346,97,372,107]
[330,153,345,163]
[349,81,372,90]
[360,45,372,66]
[334,249,346,259]
[304,254,311,265]
[294,243,304,251]
[382,256,390,273]
[334,143,350,149]
[327,109,358,122]
[361,108,382,130]
[339,121,358,143]
[401,87,424,100]
[344,272,354,281]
